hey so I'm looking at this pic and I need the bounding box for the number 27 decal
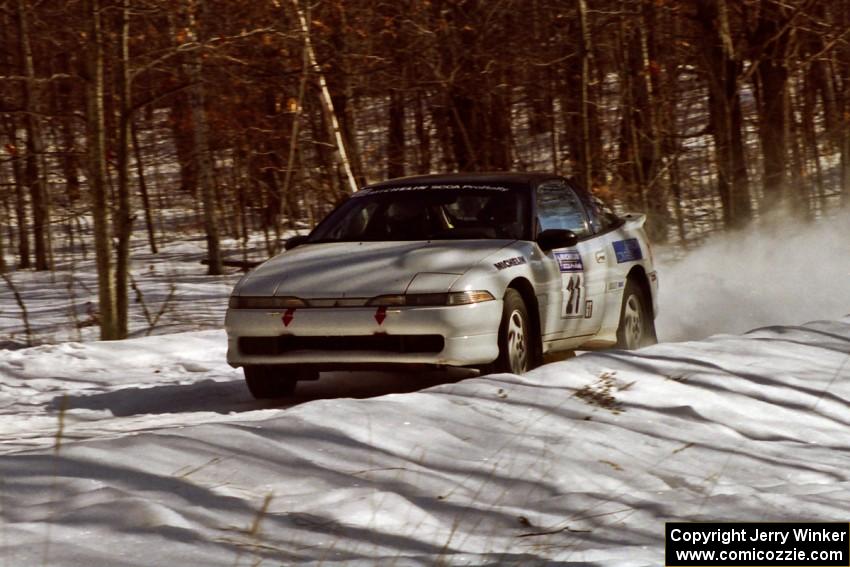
[565,275,582,317]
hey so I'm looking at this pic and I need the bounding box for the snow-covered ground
[1,210,849,565]
[0,212,291,346]
[1,318,849,566]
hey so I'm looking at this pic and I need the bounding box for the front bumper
[225,300,503,368]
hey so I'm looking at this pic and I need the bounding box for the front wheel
[615,279,657,350]
[243,365,299,399]
[493,289,535,374]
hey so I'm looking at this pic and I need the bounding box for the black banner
[665,522,849,566]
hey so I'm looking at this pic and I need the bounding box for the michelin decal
[493,256,527,270]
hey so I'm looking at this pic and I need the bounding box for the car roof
[363,172,565,191]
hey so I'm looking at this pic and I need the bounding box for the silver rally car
[226,173,658,398]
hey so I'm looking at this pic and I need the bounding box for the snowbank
[1,317,849,565]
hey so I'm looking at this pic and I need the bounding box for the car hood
[235,240,516,298]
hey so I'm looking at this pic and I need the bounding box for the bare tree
[184,0,223,275]
[697,0,752,228]
[115,0,133,337]
[83,0,118,339]
[291,0,358,194]
[16,0,51,270]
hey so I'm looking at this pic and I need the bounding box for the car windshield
[309,184,529,242]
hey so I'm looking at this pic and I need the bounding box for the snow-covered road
[1,318,848,566]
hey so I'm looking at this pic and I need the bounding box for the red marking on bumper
[282,308,295,327]
[374,306,387,325]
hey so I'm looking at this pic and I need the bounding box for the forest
[1,0,849,340]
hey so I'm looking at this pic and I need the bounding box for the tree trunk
[17,0,50,270]
[114,0,133,338]
[616,6,666,239]
[54,53,80,203]
[290,0,358,194]
[577,0,593,189]
[170,93,198,195]
[131,120,157,253]
[698,0,752,229]
[616,14,642,211]
[4,124,31,269]
[638,0,669,242]
[281,42,309,228]
[307,99,340,199]
[447,87,511,172]
[414,92,431,174]
[788,81,810,218]
[488,88,512,170]
[84,0,119,339]
[329,6,365,187]
[752,0,792,211]
[429,101,455,171]
[0,174,6,271]
[842,129,850,206]
[756,61,789,207]
[448,90,477,170]
[829,5,850,205]
[185,0,223,275]
[387,90,406,178]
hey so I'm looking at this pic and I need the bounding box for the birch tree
[290,0,358,194]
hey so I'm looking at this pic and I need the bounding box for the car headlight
[228,296,307,309]
[446,290,495,305]
[367,291,494,307]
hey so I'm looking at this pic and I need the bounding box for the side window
[587,196,621,233]
[535,181,590,237]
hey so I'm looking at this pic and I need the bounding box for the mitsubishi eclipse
[225,172,658,398]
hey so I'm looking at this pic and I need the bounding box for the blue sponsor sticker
[612,238,643,263]
[554,250,583,273]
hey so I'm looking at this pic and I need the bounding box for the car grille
[238,335,445,355]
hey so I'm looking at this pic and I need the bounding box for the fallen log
[201,258,262,270]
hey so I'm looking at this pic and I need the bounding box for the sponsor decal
[374,306,387,325]
[584,300,593,319]
[453,184,510,192]
[554,250,583,273]
[493,256,527,270]
[282,308,295,327]
[375,184,510,193]
[564,275,582,318]
[612,238,643,263]
[376,184,430,192]
[607,280,625,292]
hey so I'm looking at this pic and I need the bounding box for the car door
[535,180,607,339]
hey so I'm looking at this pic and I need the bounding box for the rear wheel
[615,278,657,350]
[493,289,534,374]
[243,365,299,399]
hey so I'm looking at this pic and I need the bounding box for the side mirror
[284,235,309,251]
[537,228,578,251]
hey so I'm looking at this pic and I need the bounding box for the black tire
[493,289,534,374]
[615,278,657,350]
[243,365,298,399]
